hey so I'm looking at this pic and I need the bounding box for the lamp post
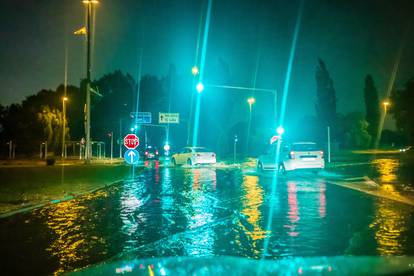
[246,97,255,154]
[191,66,199,76]
[62,96,68,158]
[247,97,255,112]
[186,66,200,146]
[82,0,98,163]
[383,100,390,113]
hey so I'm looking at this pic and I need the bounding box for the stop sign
[270,135,279,144]
[124,134,139,149]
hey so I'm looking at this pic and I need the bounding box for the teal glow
[276,126,285,135]
[192,95,202,147]
[191,0,213,147]
[196,82,204,93]
[260,0,305,265]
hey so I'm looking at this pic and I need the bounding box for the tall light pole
[82,0,98,163]
[383,100,390,113]
[246,97,255,155]
[186,66,199,146]
[375,100,391,148]
[62,96,68,158]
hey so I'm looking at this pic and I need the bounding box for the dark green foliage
[315,58,337,128]
[363,75,380,144]
[337,112,371,149]
[90,70,136,143]
[390,78,414,144]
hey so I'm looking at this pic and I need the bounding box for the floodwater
[1,163,414,274]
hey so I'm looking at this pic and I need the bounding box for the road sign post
[124,149,139,165]
[123,134,139,150]
[270,135,280,144]
[130,112,152,124]
[159,113,179,124]
[123,134,140,164]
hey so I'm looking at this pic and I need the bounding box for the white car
[171,147,216,166]
[257,142,325,173]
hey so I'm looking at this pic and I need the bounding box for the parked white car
[257,142,325,173]
[171,147,216,166]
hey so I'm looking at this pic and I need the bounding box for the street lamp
[82,0,99,163]
[383,100,390,113]
[62,96,68,158]
[276,126,285,136]
[192,66,199,76]
[196,82,204,93]
[247,97,255,111]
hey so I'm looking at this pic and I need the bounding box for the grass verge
[0,164,132,216]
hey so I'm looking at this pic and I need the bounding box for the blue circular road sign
[124,149,139,165]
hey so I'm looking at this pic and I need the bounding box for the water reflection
[372,158,402,200]
[240,175,267,257]
[40,190,109,274]
[319,182,326,218]
[183,168,217,256]
[120,176,150,251]
[370,198,411,255]
[372,158,399,183]
[285,182,300,237]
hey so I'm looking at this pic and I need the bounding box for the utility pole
[62,96,68,158]
[327,126,331,163]
[83,0,98,163]
[119,118,123,158]
[110,132,113,163]
[234,135,238,164]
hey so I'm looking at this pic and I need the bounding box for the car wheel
[257,161,264,172]
[171,158,176,167]
[278,163,286,175]
[187,159,193,166]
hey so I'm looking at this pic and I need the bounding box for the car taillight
[289,151,295,159]
[320,151,324,158]
[145,151,148,155]
[212,153,215,157]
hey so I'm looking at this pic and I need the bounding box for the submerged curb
[0,177,127,219]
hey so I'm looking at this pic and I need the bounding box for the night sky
[1,0,413,125]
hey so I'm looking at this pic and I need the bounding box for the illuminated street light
[196,82,204,93]
[276,126,285,136]
[62,96,68,158]
[247,97,255,112]
[82,0,99,163]
[383,100,390,113]
[246,97,256,153]
[191,66,199,76]
[247,97,255,105]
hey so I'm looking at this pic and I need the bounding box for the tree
[37,105,68,152]
[90,70,136,143]
[363,74,380,144]
[337,112,371,148]
[315,59,337,128]
[390,78,414,144]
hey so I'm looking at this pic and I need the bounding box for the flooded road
[1,164,414,274]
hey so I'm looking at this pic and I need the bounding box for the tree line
[0,59,413,158]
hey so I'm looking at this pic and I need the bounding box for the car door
[182,148,192,164]
[175,148,184,164]
[177,148,190,164]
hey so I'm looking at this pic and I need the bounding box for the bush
[46,158,55,166]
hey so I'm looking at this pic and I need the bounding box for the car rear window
[291,143,318,151]
[193,148,211,152]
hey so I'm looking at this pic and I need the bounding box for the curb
[0,177,126,219]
